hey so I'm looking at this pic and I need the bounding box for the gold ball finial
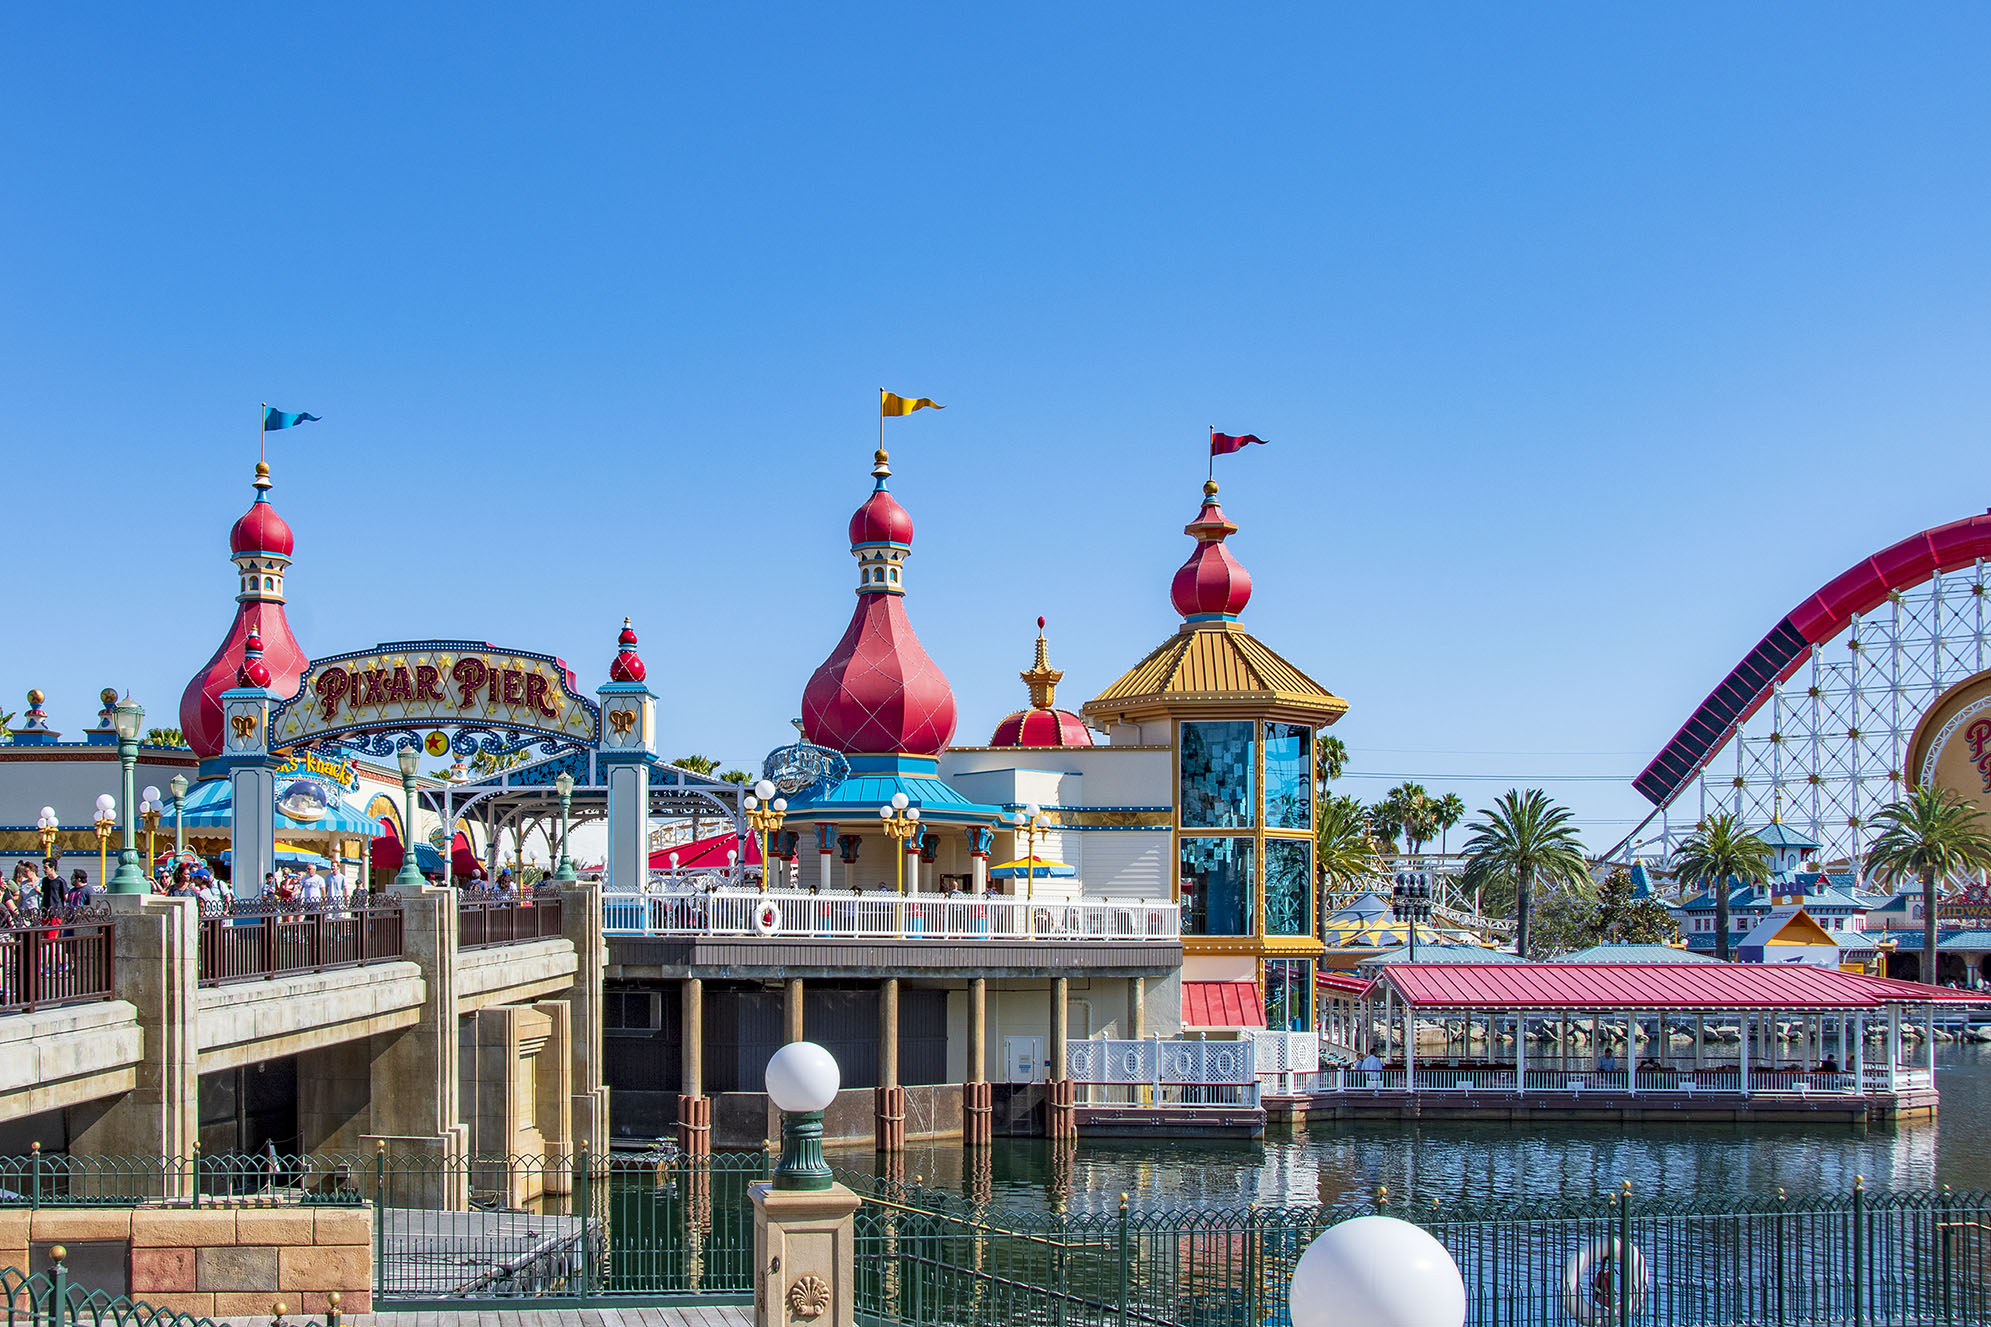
[327,1292,342,1309]
[1202,479,1219,497]
[49,1245,66,1263]
[255,461,270,477]
[26,688,43,706]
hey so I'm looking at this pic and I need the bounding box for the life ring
[1563,1237,1646,1325]
[753,900,781,937]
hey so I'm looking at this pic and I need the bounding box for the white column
[905,840,921,895]
[1926,1005,1937,1071]
[1404,1003,1416,1092]
[1888,1007,1901,1089]
[1627,1013,1637,1095]
[1515,1011,1526,1094]
[1853,1012,1865,1093]
[1739,1013,1751,1095]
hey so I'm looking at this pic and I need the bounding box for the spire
[235,632,272,689]
[1021,616,1064,709]
[610,617,648,683]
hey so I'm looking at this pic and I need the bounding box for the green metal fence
[2,1250,228,1327]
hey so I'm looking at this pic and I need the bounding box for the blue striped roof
[781,772,1004,826]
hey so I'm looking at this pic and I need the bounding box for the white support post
[1853,1012,1865,1093]
[1888,1007,1900,1090]
[1627,1013,1637,1096]
[1739,1013,1750,1096]
[1515,1011,1526,1095]
[1404,1002,1416,1093]
[1926,1005,1937,1072]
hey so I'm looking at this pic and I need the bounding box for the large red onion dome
[801,449,957,755]
[229,463,295,556]
[990,617,1094,747]
[610,617,647,682]
[1170,480,1253,619]
[180,463,308,758]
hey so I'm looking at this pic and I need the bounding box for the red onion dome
[609,616,648,682]
[1170,480,1253,619]
[179,606,307,757]
[235,632,272,689]
[801,595,957,755]
[229,462,295,556]
[849,453,915,546]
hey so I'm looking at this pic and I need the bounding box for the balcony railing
[1067,1036,1261,1109]
[1320,1061,1932,1097]
[197,900,405,987]
[602,888,1181,942]
[0,910,113,1014]
[458,890,564,950]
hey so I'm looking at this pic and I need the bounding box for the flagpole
[260,402,268,466]
[879,388,885,455]
[1208,427,1215,483]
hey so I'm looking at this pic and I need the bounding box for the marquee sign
[270,640,600,759]
[274,750,360,791]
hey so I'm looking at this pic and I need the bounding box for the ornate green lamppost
[766,1041,840,1191]
[394,745,426,888]
[109,697,150,893]
[553,771,578,883]
[168,773,189,858]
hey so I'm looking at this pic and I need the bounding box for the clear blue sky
[4,6,1989,846]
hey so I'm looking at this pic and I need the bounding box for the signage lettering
[1969,718,1991,793]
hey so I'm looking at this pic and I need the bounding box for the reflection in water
[864,1043,1991,1215]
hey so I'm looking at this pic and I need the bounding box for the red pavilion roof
[990,707,1093,747]
[1378,962,1991,1011]
[1182,980,1267,1029]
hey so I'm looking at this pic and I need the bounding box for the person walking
[300,863,325,908]
[39,863,66,917]
[325,859,349,914]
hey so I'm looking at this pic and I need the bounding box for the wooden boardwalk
[226,1309,752,1327]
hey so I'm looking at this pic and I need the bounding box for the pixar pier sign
[267,640,601,753]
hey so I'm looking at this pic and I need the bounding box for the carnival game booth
[168,772,382,883]
[1314,961,1989,1124]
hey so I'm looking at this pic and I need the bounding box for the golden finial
[1203,479,1219,497]
[1021,617,1064,710]
[253,460,272,491]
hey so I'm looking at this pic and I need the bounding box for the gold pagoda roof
[1081,621,1348,727]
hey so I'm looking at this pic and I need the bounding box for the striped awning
[169,775,382,838]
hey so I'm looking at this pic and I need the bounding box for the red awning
[1182,980,1267,1029]
[648,831,761,872]
[1381,962,1991,1012]
[450,830,478,879]
[1317,971,1375,998]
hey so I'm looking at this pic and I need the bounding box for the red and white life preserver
[753,899,781,936]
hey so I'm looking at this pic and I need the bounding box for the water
[867,1043,1991,1216]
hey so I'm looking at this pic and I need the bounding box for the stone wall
[0,1205,372,1317]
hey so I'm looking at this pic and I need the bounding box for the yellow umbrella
[988,854,1076,879]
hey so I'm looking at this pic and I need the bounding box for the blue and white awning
[169,776,383,838]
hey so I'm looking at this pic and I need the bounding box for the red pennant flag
[1210,429,1268,456]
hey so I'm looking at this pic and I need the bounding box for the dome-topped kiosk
[990,619,1094,748]
[180,461,309,765]
[1084,478,1348,1036]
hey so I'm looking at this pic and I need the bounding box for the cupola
[990,618,1094,747]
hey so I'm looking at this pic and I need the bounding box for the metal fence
[0,915,112,1014]
[3,1252,223,1327]
[603,889,1181,943]
[196,900,405,986]
[457,891,564,950]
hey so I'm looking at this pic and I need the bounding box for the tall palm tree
[1377,783,1441,854]
[1315,736,1349,788]
[1865,786,1991,985]
[1316,794,1379,916]
[1433,793,1466,854]
[1460,789,1590,959]
[671,754,722,775]
[1670,813,1771,962]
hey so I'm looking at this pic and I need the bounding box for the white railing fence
[1066,1037,1260,1109]
[1320,1065,1885,1097]
[603,888,1181,942]
[1249,1029,1321,1093]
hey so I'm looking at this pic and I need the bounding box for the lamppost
[140,785,162,886]
[93,794,116,890]
[553,771,577,883]
[744,779,788,893]
[1011,804,1045,900]
[1391,869,1433,963]
[35,807,59,866]
[765,1041,840,1191]
[169,773,189,859]
[106,696,149,893]
[879,792,920,895]
[394,745,426,889]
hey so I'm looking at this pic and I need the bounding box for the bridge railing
[602,889,1180,942]
[197,900,405,986]
[457,890,565,950]
[0,910,113,1014]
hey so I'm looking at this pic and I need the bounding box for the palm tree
[1865,786,1991,985]
[1433,793,1466,854]
[1460,789,1590,959]
[1670,813,1771,962]
[1316,794,1379,915]
[671,754,722,775]
[1315,736,1349,788]
[1376,783,1441,854]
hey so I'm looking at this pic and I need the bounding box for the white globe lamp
[765,1041,841,1191]
[1289,1216,1465,1327]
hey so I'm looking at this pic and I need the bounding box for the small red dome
[849,489,914,547]
[802,595,957,755]
[610,616,648,683]
[1170,487,1253,618]
[990,707,1094,747]
[235,633,272,689]
[230,465,294,556]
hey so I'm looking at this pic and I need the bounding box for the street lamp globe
[766,1041,841,1113]
[112,697,144,742]
[772,797,786,813]
[1026,803,1042,820]
[169,775,188,801]
[397,744,420,779]
[890,791,910,811]
[905,807,919,822]
[96,794,116,816]
[1289,1216,1465,1327]
[754,779,777,802]
[142,785,160,807]
[878,805,894,821]
[40,806,56,823]
[554,772,574,798]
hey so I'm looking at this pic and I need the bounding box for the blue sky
[3,6,1989,847]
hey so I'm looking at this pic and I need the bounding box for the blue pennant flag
[262,406,322,431]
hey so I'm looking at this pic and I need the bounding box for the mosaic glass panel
[1265,959,1313,1032]
[1264,723,1313,830]
[1179,836,1253,936]
[1265,838,1312,936]
[1180,721,1255,829]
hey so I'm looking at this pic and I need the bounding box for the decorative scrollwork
[334,726,577,762]
[761,743,850,799]
[785,1273,832,1320]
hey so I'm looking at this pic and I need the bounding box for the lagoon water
[871,1043,1991,1215]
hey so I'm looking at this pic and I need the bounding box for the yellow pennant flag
[881,390,944,417]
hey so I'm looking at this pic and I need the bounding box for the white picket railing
[1066,1037,1260,1109]
[602,888,1181,942]
[1249,1030,1321,1093]
[1321,1064,1892,1097]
